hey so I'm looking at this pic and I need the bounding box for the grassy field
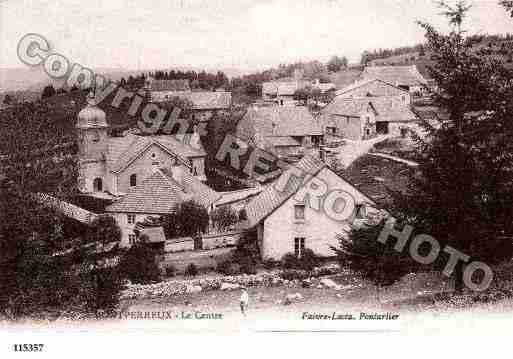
[343,153,415,207]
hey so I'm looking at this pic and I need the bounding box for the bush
[239,256,257,275]
[185,263,198,277]
[280,269,310,281]
[165,265,176,277]
[217,260,234,275]
[89,267,123,312]
[280,250,319,271]
[281,253,300,269]
[210,206,238,232]
[262,259,279,270]
[119,243,161,284]
[232,230,259,274]
[299,249,320,271]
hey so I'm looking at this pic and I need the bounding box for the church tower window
[130,174,137,187]
[93,177,103,192]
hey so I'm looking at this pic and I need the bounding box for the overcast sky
[1,0,511,71]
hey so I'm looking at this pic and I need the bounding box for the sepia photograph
[1,0,513,356]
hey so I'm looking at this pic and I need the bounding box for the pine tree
[395,1,513,292]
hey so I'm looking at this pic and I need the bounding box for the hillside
[366,35,513,77]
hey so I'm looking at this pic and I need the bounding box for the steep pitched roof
[105,167,220,214]
[329,69,363,88]
[361,65,427,87]
[106,134,206,173]
[245,155,326,227]
[321,96,418,123]
[322,97,376,118]
[150,79,191,92]
[336,78,408,96]
[238,106,322,140]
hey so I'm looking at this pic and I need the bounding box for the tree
[327,55,348,72]
[293,87,310,105]
[232,230,259,274]
[0,99,124,318]
[118,236,160,284]
[2,94,12,105]
[210,206,238,232]
[163,200,209,238]
[394,1,513,293]
[332,220,416,288]
[87,215,121,249]
[502,0,513,17]
[41,85,56,99]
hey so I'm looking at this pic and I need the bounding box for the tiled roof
[321,96,418,123]
[266,136,301,147]
[329,69,363,88]
[322,97,374,118]
[105,167,220,214]
[245,155,326,227]
[361,65,427,87]
[336,78,407,96]
[262,80,310,96]
[150,79,191,92]
[156,91,231,110]
[215,187,264,207]
[139,226,166,243]
[107,134,206,173]
[238,106,322,140]
[160,167,220,208]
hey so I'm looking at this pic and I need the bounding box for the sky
[0,0,512,72]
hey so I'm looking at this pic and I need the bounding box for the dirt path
[368,152,419,167]
[336,135,392,168]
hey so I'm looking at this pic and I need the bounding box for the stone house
[245,155,376,260]
[76,100,207,196]
[320,95,419,140]
[235,106,324,158]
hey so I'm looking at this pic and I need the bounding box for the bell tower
[76,94,109,193]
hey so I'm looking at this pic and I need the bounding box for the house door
[376,121,389,134]
[193,236,203,250]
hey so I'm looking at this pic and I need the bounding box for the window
[93,177,102,192]
[294,204,305,220]
[402,95,406,103]
[92,130,100,142]
[127,214,136,224]
[128,234,136,245]
[129,174,137,187]
[294,237,305,258]
[355,204,367,219]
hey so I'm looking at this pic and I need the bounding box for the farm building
[319,96,419,140]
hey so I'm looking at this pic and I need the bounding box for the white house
[245,155,378,260]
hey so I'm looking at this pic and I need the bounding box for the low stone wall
[201,231,245,250]
[121,263,343,300]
